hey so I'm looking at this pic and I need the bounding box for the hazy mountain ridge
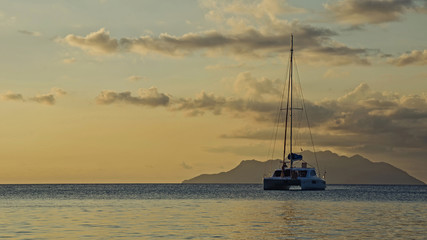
[182,151,424,185]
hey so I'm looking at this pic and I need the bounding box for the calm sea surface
[0,184,425,239]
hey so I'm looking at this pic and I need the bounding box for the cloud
[18,30,42,37]
[62,28,119,55]
[205,0,305,17]
[200,0,305,28]
[1,88,66,105]
[233,72,281,99]
[172,91,226,116]
[63,57,76,64]
[300,43,372,66]
[193,80,427,157]
[118,25,371,65]
[30,94,56,105]
[119,28,296,58]
[197,0,373,64]
[170,88,279,118]
[30,88,67,105]
[127,75,146,82]
[95,72,427,163]
[388,49,427,66]
[323,69,350,79]
[51,87,67,96]
[214,85,427,182]
[1,91,24,101]
[94,72,311,121]
[337,82,371,103]
[95,76,421,152]
[324,0,417,26]
[96,87,170,107]
[317,85,427,152]
[96,73,286,123]
[0,12,16,26]
[60,4,374,66]
[181,162,193,170]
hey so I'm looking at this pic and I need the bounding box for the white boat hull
[264,176,326,190]
[263,178,293,190]
[300,178,326,190]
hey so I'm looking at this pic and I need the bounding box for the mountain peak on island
[182,151,424,185]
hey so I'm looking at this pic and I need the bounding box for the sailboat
[263,35,326,190]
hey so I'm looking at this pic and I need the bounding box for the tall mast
[290,34,294,168]
[282,36,292,166]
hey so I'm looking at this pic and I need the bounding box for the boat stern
[300,178,326,190]
[263,177,298,190]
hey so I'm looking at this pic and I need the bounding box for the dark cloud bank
[96,80,427,166]
[62,25,372,66]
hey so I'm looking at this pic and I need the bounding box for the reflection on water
[0,184,425,239]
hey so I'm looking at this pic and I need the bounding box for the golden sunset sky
[0,0,426,183]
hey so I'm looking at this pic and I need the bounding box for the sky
[0,0,426,183]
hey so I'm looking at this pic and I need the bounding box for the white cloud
[233,72,281,99]
[324,0,417,26]
[62,28,119,55]
[96,87,170,107]
[388,49,427,66]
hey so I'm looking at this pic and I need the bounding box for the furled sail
[287,153,303,161]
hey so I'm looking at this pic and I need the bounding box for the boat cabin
[272,168,318,178]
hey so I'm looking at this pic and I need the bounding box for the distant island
[182,151,425,185]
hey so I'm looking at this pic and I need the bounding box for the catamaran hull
[300,178,326,190]
[263,177,326,190]
[263,178,294,190]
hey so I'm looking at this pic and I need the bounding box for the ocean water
[0,184,425,239]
